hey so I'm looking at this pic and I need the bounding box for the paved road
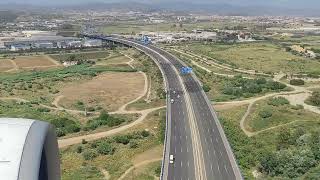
[86,35,242,180]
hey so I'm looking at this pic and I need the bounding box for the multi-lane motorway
[87,35,242,180]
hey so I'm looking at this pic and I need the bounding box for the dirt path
[100,169,110,180]
[45,55,61,65]
[118,158,162,180]
[5,60,19,72]
[0,97,28,103]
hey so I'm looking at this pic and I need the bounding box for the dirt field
[0,60,15,71]
[58,72,145,111]
[12,55,60,68]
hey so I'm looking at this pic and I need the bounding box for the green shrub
[97,142,114,155]
[267,97,289,106]
[56,128,66,137]
[202,84,211,92]
[141,130,150,137]
[82,149,98,160]
[309,91,320,106]
[76,146,83,153]
[154,165,161,176]
[129,141,138,148]
[114,135,130,145]
[290,79,305,86]
[259,108,273,118]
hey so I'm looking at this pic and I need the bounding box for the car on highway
[169,154,175,164]
[170,99,174,104]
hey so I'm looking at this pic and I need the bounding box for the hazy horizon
[1,0,320,9]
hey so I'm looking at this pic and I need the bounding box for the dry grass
[13,55,60,68]
[96,55,131,66]
[58,72,145,111]
[0,60,15,71]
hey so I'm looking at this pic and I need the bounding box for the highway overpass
[85,35,243,180]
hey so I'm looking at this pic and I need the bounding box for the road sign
[180,67,193,74]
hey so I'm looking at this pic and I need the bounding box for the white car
[169,155,175,164]
[170,99,174,104]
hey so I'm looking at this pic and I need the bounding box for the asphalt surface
[88,35,242,180]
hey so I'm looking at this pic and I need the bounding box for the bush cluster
[267,97,289,106]
[222,76,286,98]
[309,91,320,107]
[84,110,125,131]
[51,118,81,137]
[289,79,305,86]
[260,128,320,178]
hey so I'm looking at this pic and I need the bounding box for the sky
[1,0,320,9]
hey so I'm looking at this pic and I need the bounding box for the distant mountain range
[1,2,320,16]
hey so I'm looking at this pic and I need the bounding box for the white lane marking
[217,165,220,173]
[187,146,189,153]
[175,147,177,154]
[181,147,183,153]
[213,149,216,156]
[225,165,228,173]
[188,161,190,167]
[210,138,213,143]
[181,161,183,168]
[207,150,210,156]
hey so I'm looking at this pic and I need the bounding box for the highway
[86,35,242,180]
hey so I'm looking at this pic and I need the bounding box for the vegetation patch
[61,109,165,180]
[217,104,320,179]
[178,42,320,75]
[247,98,320,132]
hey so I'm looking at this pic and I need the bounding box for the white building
[10,45,31,51]
[83,39,102,47]
[34,42,54,49]
[67,41,82,48]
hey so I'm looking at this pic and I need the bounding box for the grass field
[179,42,320,74]
[50,51,111,62]
[246,98,320,132]
[99,20,256,35]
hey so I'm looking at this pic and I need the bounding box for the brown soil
[59,72,145,111]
